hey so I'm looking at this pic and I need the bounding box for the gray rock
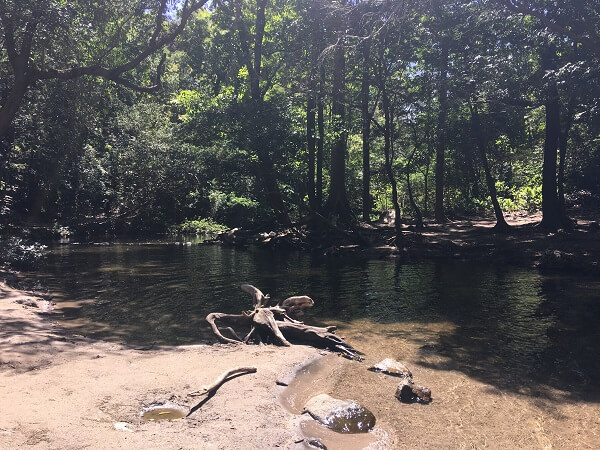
[368,358,412,379]
[304,394,375,433]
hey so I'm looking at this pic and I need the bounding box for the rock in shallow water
[368,358,412,379]
[304,394,376,433]
[395,379,432,404]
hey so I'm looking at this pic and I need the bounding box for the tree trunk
[361,39,372,222]
[0,77,29,141]
[558,95,575,222]
[307,58,317,209]
[324,32,353,222]
[235,0,290,226]
[539,47,562,230]
[469,101,510,232]
[423,164,430,218]
[408,125,424,229]
[316,63,325,212]
[382,88,402,240]
[434,39,449,223]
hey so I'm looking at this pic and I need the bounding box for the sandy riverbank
[0,281,323,449]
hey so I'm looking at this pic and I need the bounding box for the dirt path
[0,282,319,449]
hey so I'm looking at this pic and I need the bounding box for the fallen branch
[188,367,257,397]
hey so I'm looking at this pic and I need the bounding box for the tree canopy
[1,0,599,234]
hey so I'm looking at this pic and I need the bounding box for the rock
[303,394,375,433]
[113,422,133,432]
[306,438,327,449]
[395,379,432,404]
[368,358,412,379]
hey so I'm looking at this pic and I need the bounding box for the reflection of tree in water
[419,264,600,400]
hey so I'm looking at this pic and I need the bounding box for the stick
[188,367,257,397]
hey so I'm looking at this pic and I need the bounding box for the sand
[0,281,320,449]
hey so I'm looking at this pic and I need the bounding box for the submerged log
[206,285,362,360]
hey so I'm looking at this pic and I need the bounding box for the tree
[324,2,354,223]
[230,0,291,226]
[0,0,208,141]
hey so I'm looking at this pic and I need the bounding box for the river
[33,241,600,448]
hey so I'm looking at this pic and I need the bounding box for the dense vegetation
[1,0,599,238]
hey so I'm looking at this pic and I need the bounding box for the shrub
[170,218,228,235]
[0,237,48,270]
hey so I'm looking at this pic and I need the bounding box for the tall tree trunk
[469,100,510,232]
[434,39,449,223]
[382,88,402,240]
[558,95,575,222]
[234,0,290,226]
[306,44,317,209]
[408,124,425,229]
[324,32,353,222]
[316,63,325,212]
[423,163,430,218]
[0,78,29,141]
[539,47,562,230]
[361,39,372,222]
[406,169,423,230]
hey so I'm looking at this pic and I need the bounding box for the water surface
[37,242,600,398]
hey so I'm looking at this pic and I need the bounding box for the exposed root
[206,285,362,359]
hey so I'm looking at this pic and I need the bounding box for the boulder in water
[395,379,432,404]
[303,394,376,433]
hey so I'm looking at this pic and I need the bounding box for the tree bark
[234,0,290,226]
[361,39,372,222]
[306,5,320,210]
[307,67,317,209]
[316,63,325,212]
[408,125,424,229]
[469,101,510,232]
[558,95,575,221]
[381,88,402,240]
[324,31,353,222]
[539,47,562,230]
[434,39,449,223]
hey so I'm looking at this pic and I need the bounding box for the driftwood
[206,285,362,360]
[188,367,257,397]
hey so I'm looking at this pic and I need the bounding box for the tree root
[206,285,362,360]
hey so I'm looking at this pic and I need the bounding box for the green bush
[1,237,48,270]
[208,191,260,228]
[170,218,228,235]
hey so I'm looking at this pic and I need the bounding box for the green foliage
[208,191,260,228]
[1,0,599,235]
[170,217,228,235]
[0,237,48,270]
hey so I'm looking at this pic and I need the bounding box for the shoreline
[18,210,599,277]
[0,280,325,449]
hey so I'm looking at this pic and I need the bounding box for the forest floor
[368,210,600,272]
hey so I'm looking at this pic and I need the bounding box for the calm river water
[37,242,600,395]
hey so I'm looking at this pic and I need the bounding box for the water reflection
[37,243,600,398]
